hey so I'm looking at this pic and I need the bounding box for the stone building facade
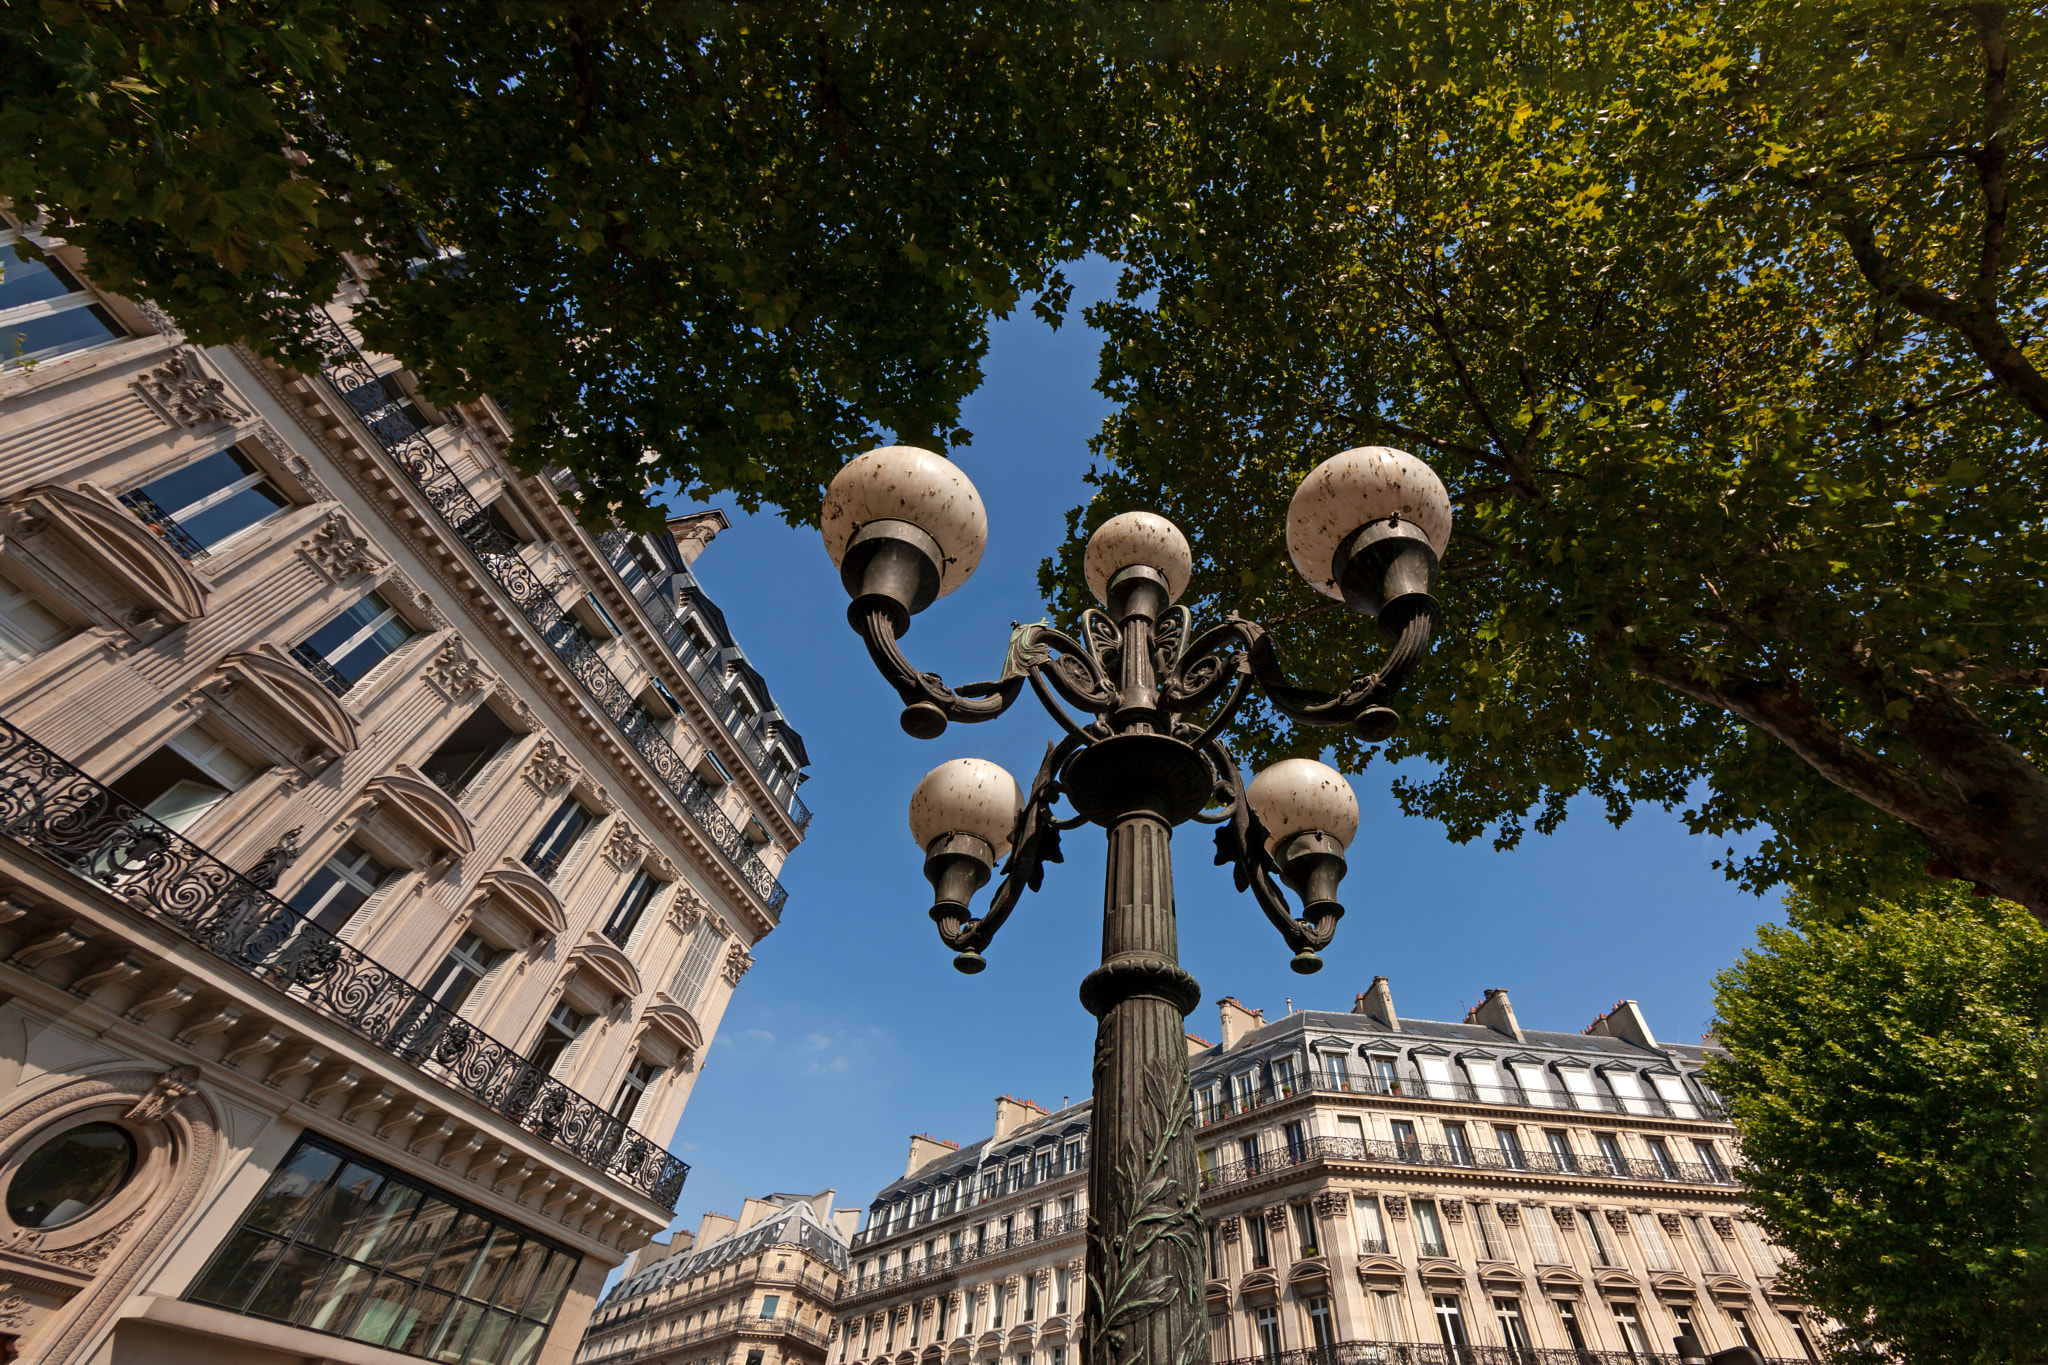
[0,215,809,1364]
[832,985,1824,1365]
[574,1190,861,1365]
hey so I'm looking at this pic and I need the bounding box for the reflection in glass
[5,1121,136,1228]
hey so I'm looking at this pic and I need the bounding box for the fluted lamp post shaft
[822,447,1454,1365]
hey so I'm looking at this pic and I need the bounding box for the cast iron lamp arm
[929,739,1075,973]
[1202,736,1348,976]
[1244,606,1437,742]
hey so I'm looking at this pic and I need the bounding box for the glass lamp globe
[908,758,1025,857]
[821,446,989,599]
[1083,511,1193,607]
[1246,758,1359,853]
[1285,447,1452,599]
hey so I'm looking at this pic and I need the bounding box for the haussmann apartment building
[574,1189,862,1365]
[0,215,811,1365]
[829,985,1826,1365]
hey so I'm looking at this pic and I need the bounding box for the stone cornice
[231,347,777,942]
[1195,1084,1734,1139]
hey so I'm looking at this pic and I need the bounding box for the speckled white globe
[822,446,988,598]
[1246,758,1360,852]
[1286,447,1452,600]
[908,758,1025,856]
[1083,511,1193,606]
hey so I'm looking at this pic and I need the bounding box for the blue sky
[654,256,1775,1241]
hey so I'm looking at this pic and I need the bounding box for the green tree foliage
[1709,883,2048,1362]
[0,1,1153,522]
[1062,2,2048,916]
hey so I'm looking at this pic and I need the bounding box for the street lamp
[822,443,1450,1365]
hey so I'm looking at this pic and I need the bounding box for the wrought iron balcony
[0,717,691,1209]
[593,530,811,833]
[288,641,352,697]
[1197,1068,1723,1127]
[1215,1344,1807,1365]
[836,1212,1086,1303]
[582,1312,834,1365]
[1197,1135,1737,1196]
[307,309,789,915]
[117,487,208,560]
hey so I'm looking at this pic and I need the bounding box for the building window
[1726,1307,1761,1353]
[421,707,518,799]
[108,724,258,834]
[1554,1299,1589,1351]
[1370,1054,1399,1090]
[1612,1303,1653,1357]
[1240,1134,1261,1172]
[1322,1052,1350,1089]
[1390,1120,1419,1159]
[1472,1203,1507,1260]
[981,1171,1000,1202]
[528,1003,590,1074]
[522,797,593,881]
[1023,1273,1036,1321]
[293,590,416,696]
[1355,1196,1389,1254]
[5,1121,136,1228]
[1583,1210,1617,1266]
[187,1132,579,1362]
[0,236,125,367]
[1413,1200,1449,1258]
[1545,1130,1578,1174]
[0,576,67,665]
[1495,1126,1528,1170]
[1007,1161,1024,1192]
[1271,1056,1297,1094]
[991,1281,1004,1329]
[288,842,393,934]
[1526,1206,1564,1263]
[1693,1140,1730,1182]
[418,932,507,1018]
[1442,1123,1474,1166]
[668,919,725,1008]
[760,1295,779,1320]
[1246,1211,1271,1268]
[610,1060,661,1123]
[746,1352,765,1365]
[1494,1298,1531,1351]
[1056,1266,1070,1314]
[1291,1202,1319,1257]
[121,447,291,559]
[1646,1137,1680,1180]
[1282,1121,1307,1162]
[1304,1295,1334,1354]
[1431,1295,1469,1349]
[1596,1134,1626,1176]
[602,870,665,947]
[1671,1302,1702,1348]
[1064,1138,1083,1172]
[1034,1149,1055,1183]
[1633,1211,1680,1271]
[1369,1290,1403,1342]
[1254,1306,1281,1362]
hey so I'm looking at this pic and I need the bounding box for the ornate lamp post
[820,445,1451,1365]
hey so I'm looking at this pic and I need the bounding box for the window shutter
[668,921,723,1006]
[455,953,512,1023]
[1525,1206,1563,1263]
[334,875,405,946]
[463,737,522,807]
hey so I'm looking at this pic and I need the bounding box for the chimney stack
[1218,997,1265,1049]
[1584,999,1658,1050]
[904,1133,959,1179]
[993,1095,1047,1141]
[1353,976,1400,1031]
[1466,988,1524,1041]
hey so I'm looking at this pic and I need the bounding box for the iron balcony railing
[592,530,812,833]
[848,1154,1089,1250]
[307,309,789,915]
[837,1212,1086,1303]
[1198,1135,1737,1196]
[581,1312,834,1365]
[1198,1069,1723,1127]
[0,717,691,1209]
[1216,1344,1805,1365]
[287,641,353,698]
[117,487,209,560]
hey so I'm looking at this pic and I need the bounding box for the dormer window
[120,447,290,559]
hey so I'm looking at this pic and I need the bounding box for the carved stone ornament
[136,298,180,338]
[425,638,492,700]
[919,1301,933,1319]
[1381,1196,1407,1220]
[1262,1206,1287,1230]
[1659,1212,1684,1234]
[28,1210,142,1272]
[1552,1208,1575,1229]
[720,940,753,986]
[124,1064,203,1123]
[524,739,576,794]
[494,686,540,731]
[604,821,648,872]
[392,573,450,630]
[1314,1192,1347,1219]
[1605,1209,1630,1232]
[1710,1216,1734,1237]
[137,348,248,426]
[1497,1204,1521,1227]
[299,512,385,584]
[667,887,705,934]
[1439,1199,1464,1223]
[1218,1217,1240,1244]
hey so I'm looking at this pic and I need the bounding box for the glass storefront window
[189,1133,579,1364]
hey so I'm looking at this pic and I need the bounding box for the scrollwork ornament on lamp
[822,442,1452,1365]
